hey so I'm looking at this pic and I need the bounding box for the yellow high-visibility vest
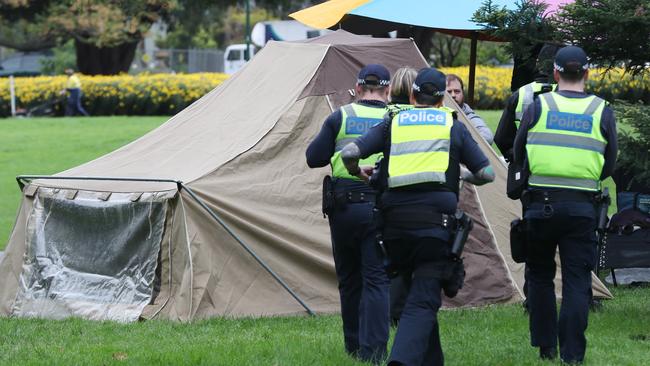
[388,107,453,188]
[330,103,386,180]
[526,92,607,191]
[515,81,555,126]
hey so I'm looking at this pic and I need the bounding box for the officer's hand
[356,166,373,183]
[459,166,472,181]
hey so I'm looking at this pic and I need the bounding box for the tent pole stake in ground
[15,175,316,316]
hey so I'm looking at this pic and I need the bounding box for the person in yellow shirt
[63,68,89,116]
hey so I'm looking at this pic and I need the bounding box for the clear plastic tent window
[12,188,168,322]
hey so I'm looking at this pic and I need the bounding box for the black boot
[539,346,557,360]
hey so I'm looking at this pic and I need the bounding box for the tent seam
[148,197,175,320]
[179,194,194,320]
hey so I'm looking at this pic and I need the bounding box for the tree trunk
[75,40,138,75]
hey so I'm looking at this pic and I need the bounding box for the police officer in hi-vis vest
[340,68,495,366]
[496,44,561,311]
[495,44,561,162]
[513,46,617,363]
[306,64,391,363]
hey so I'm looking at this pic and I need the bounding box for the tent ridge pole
[179,183,316,316]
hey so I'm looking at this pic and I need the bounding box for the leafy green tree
[554,0,650,75]
[472,0,558,90]
[555,1,650,188]
[40,39,76,75]
[160,0,316,50]
[473,0,556,60]
[0,1,57,51]
[429,34,464,67]
[430,34,511,67]
[0,0,176,75]
[614,103,650,187]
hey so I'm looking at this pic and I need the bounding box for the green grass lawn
[0,116,167,248]
[0,114,643,365]
[0,286,648,365]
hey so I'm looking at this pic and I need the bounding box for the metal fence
[154,49,225,73]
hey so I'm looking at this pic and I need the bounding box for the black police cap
[554,45,589,74]
[413,68,446,96]
[357,64,391,86]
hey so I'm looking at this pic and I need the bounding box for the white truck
[224,44,256,75]
[223,20,330,75]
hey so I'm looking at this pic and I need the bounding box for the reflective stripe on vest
[515,82,556,123]
[526,92,607,191]
[330,103,386,180]
[387,107,452,188]
[386,103,413,115]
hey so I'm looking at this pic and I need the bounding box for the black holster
[446,211,472,298]
[369,157,388,192]
[450,211,473,258]
[322,175,334,218]
[596,187,611,233]
[510,218,528,263]
[373,203,397,277]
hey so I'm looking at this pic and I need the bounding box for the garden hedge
[1,68,647,117]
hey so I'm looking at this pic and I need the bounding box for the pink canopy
[543,0,575,15]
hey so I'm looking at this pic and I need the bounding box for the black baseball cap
[413,68,446,96]
[357,64,390,86]
[554,45,588,74]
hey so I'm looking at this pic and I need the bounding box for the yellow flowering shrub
[586,68,650,104]
[1,68,648,116]
[0,73,229,116]
[440,66,650,109]
[440,66,513,109]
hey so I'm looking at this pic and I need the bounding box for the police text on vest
[398,110,447,126]
[346,117,383,135]
[546,111,593,134]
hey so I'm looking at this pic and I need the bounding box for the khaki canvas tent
[0,31,611,322]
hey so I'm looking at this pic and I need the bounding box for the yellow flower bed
[440,66,650,109]
[586,68,650,104]
[0,73,229,116]
[1,68,648,116]
[440,66,513,109]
